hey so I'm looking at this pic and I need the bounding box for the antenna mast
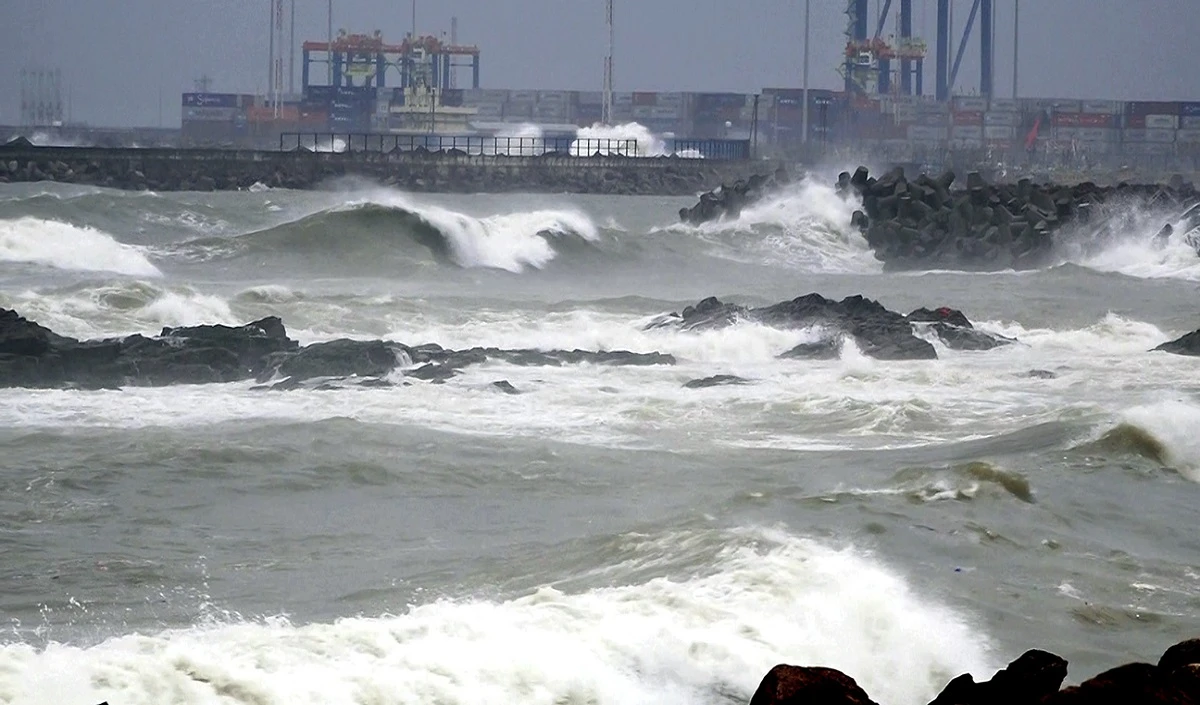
[602,0,613,125]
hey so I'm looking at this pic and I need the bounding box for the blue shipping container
[694,93,746,110]
[182,93,238,108]
[1181,102,1200,117]
[305,85,336,102]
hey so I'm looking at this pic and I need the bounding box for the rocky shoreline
[751,637,1199,705]
[681,165,1200,271]
[0,137,764,196]
[5,296,1199,390]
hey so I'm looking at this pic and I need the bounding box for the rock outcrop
[748,637,1200,705]
[1153,329,1200,356]
[678,166,794,225]
[0,308,675,390]
[646,294,1013,361]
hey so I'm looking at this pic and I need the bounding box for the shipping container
[983,111,1018,127]
[1051,99,1081,113]
[916,99,950,114]
[1075,127,1119,142]
[694,92,747,111]
[1123,128,1175,143]
[441,89,464,107]
[504,102,534,118]
[1052,127,1079,141]
[534,105,568,121]
[537,90,570,105]
[1144,114,1179,129]
[182,93,239,108]
[509,90,536,103]
[632,91,657,107]
[952,111,983,125]
[1081,100,1122,114]
[890,105,918,123]
[650,105,682,120]
[984,125,1015,140]
[949,138,984,149]
[988,98,1019,113]
[631,105,653,119]
[1127,101,1181,117]
[1176,129,1200,144]
[1181,116,1200,130]
[952,96,988,112]
[1052,113,1080,127]
[613,92,634,106]
[299,109,328,125]
[245,105,300,122]
[985,140,1014,151]
[183,106,239,121]
[1076,113,1117,128]
[916,112,950,126]
[1123,142,1173,156]
[1181,102,1200,117]
[907,125,948,141]
[1125,115,1146,129]
[473,104,503,118]
[656,92,685,107]
[463,89,509,104]
[951,125,984,139]
[576,91,604,106]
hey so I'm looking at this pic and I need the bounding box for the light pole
[802,0,810,144]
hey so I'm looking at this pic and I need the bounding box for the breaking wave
[170,194,602,273]
[0,217,161,276]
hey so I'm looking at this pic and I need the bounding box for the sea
[0,171,1198,705]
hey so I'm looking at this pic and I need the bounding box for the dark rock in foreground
[1154,329,1200,356]
[683,374,750,389]
[749,637,1199,705]
[0,308,675,390]
[647,294,1013,360]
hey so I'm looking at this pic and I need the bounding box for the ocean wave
[168,194,603,273]
[0,527,994,705]
[0,217,161,276]
[1086,400,1200,482]
[1045,200,1200,281]
[655,179,880,274]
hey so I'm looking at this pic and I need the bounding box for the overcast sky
[2,0,1199,127]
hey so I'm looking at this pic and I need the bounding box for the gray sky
[2,0,1199,127]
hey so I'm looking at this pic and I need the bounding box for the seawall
[0,142,770,196]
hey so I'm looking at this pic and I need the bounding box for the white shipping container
[1145,128,1177,142]
[1181,116,1200,130]
[1144,114,1179,129]
[949,138,984,149]
[1124,128,1175,143]
[984,111,1018,126]
[1176,129,1200,144]
[656,92,684,107]
[952,96,988,112]
[917,113,950,126]
[184,107,239,121]
[1081,100,1121,114]
[891,105,917,122]
[988,98,1019,112]
[473,104,503,117]
[1051,100,1081,113]
[504,102,533,118]
[1053,127,1079,140]
[613,92,634,105]
[907,125,948,141]
[536,90,570,104]
[951,125,984,139]
[577,91,603,105]
[984,125,1015,140]
[916,100,950,114]
[650,106,681,120]
[632,105,653,119]
[509,90,536,103]
[1079,141,1113,154]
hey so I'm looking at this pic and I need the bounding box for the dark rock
[683,374,749,389]
[1043,662,1196,705]
[780,338,843,360]
[929,648,1067,705]
[1154,330,1200,356]
[748,665,878,705]
[1160,639,1200,673]
[492,379,521,394]
[1027,369,1057,379]
[259,339,404,382]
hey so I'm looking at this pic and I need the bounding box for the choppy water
[1,174,1199,705]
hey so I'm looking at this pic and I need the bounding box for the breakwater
[0,140,766,196]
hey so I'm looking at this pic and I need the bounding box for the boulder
[1153,330,1200,356]
[928,649,1067,705]
[683,374,750,389]
[748,665,878,705]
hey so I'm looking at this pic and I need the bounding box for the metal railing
[669,139,752,161]
[278,133,641,157]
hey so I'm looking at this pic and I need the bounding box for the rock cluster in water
[647,293,1014,361]
[749,637,1200,705]
[679,164,1200,270]
[0,308,673,390]
[839,165,1200,270]
[677,166,794,225]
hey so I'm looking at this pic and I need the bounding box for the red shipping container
[1052,113,1080,127]
[632,92,658,106]
[952,111,983,125]
[1125,115,1146,128]
[1076,113,1115,128]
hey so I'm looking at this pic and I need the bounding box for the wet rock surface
[1154,329,1200,356]
[647,293,1013,361]
[748,637,1200,705]
[0,308,675,390]
[679,164,1200,271]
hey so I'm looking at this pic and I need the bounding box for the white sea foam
[0,217,161,276]
[1119,399,1200,481]
[572,122,669,157]
[341,191,601,272]
[0,528,994,705]
[1061,203,1200,281]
